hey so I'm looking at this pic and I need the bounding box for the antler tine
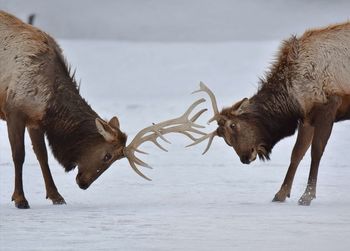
[135,148,149,155]
[124,97,208,181]
[153,128,171,144]
[201,131,217,155]
[151,138,169,152]
[126,157,152,181]
[190,108,207,128]
[181,98,206,119]
[177,131,198,141]
[186,82,223,154]
[133,155,152,169]
[186,130,217,155]
[192,82,220,124]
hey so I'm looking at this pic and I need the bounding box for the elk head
[76,98,208,189]
[76,117,127,189]
[189,82,270,164]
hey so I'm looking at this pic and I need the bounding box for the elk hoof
[298,194,315,206]
[47,193,66,205]
[15,199,30,209]
[272,194,286,202]
[12,194,30,209]
[298,197,312,206]
[272,187,290,202]
[52,197,66,205]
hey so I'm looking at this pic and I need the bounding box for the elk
[0,11,207,208]
[191,21,350,205]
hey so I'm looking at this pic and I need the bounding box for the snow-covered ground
[1,40,350,250]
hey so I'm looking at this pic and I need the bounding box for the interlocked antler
[186,82,221,155]
[123,98,208,181]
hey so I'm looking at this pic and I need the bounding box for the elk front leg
[298,95,341,206]
[28,128,66,205]
[273,122,314,202]
[6,112,28,209]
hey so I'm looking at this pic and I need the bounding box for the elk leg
[273,122,314,202]
[298,95,341,206]
[6,113,29,209]
[28,128,66,205]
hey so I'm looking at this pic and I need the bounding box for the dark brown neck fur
[245,36,302,155]
[248,84,302,153]
[43,53,103,171]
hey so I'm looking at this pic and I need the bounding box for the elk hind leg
[28,128,66,205]
[273,122,314,202]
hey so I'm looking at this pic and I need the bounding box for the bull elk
[0,11,207,208]
[191,21,350,205]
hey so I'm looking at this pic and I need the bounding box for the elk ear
[231,98,249,115]
[95,118,116,142]
[108,116,120,129]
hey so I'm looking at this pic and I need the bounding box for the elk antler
[192,82,220,123]
[187,82,221,155]
[123,98,208,181]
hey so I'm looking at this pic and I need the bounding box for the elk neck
[247,36,303,150]
[42,55,102,172]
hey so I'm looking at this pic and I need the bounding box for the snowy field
[1,40,350,251]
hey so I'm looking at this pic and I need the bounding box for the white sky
[1,0,350,41]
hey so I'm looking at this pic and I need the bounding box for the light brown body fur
[0,12,55,123]
[1,11,127,209]
[291,23,350,114]
[215,22,350,205]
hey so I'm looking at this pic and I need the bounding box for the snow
[1,40,350,251]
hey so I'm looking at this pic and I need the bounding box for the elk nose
[240,155,251,164]
[78,182,89,190]
[76,173,89,190]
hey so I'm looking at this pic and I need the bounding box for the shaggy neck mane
[43,52,102,171]
[248,83,302,152]
[246,36,303,155]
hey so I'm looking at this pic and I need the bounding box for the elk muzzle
[76,172,90,190]
[238,148,257,164]
[75,166,108,190]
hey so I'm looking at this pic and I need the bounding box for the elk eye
[103,153,112,162]
[230,123,236,129]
